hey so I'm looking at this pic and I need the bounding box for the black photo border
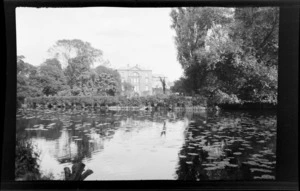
[1,0,299,190]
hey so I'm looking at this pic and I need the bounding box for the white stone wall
[117,66,153,96]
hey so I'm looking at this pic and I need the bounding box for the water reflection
[176,110,276,180]
[161,121,167,137]
[16,109,276,180]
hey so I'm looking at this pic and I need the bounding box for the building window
[132,72,139,84]
[145,86,149,91]
[145,77,149,83]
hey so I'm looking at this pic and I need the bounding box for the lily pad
[179,155,187,158]
[233,152,242,155]
[187,153,198,156]
[250,168,272,173]
[226,163,238,167]
[204,166,218,171]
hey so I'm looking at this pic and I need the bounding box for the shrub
[15,139,41,180]
[25,95,208,108]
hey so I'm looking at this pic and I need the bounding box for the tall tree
[171,77,190,94]
[170,7,278,103]
[17,56,43,105]
[64,56,91,90]
[170,7,234,94]
[48,39,103,69]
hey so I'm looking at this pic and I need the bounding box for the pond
[16,108,277,180]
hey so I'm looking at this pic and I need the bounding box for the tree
[94,65,122,95]
[93,73,119,96]
[48,39,103,69]
[17,56,43,106]
[46,39,122,97]
[171,77,189,94]
[159,77,166,94]
[170,7,234,95]
[170,7,278,103]
[122,82,134,97]
[64,56,91,90]
[39,58,68,96]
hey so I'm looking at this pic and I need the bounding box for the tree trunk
[64,162,93,181]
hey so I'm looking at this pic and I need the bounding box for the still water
[16,108,277,180]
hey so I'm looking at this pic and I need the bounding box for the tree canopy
[48,39,103,69]
[17,56,43,105]
[17,39,125,105]
[170,7,278,104]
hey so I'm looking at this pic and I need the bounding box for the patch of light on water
[84,120,187,180]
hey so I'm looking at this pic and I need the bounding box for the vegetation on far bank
[17,39,130,107]
[24,94,276,110]
[25,95,208,108]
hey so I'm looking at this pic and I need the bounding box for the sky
[16,7,184,82]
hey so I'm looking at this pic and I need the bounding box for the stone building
[116,65,170,96]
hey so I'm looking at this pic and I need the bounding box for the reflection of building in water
[53,129,78,163]
[88,131,104,153]
[47,128,105,163]
[161,121,167,137]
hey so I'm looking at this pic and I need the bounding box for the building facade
[117,65,169,96]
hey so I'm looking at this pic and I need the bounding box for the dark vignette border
[1,0,299,190]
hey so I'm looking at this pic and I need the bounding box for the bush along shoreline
[23,95,207,110]
[21,95,277,111]
[217,102,277,110]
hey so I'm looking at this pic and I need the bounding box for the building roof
[117,64,151,71]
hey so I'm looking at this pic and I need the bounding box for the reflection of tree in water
[176,133,238,180]
[19,121,63,141]
[18,108,277,180]
[49,110,118,163]
[55,130,78,163]
[161,121,167,137]
[175,110,277,180]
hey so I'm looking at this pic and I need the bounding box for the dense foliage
[122,81,134,97]
[15,139,40,180]
[48,39,103,69]
[17,39,123,107]
[170,7,278,104]
[26,95,207,108]
[17,56,43,107]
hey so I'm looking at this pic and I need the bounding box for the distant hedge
[25,95,207,108]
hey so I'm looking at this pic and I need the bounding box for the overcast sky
[16,7,183,81]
